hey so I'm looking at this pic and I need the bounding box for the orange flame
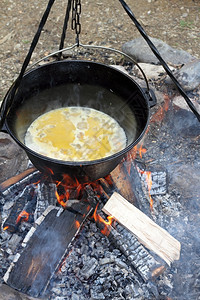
[16,211,30,224]
[75,220,80,229]
[138,168,153,211]
[151,94,170,123]
[138,145,147,159]
[92,204,115,236]
[3,226,9,231]
[54,174,89,208]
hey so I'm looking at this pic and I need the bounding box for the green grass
[179,20,194,29]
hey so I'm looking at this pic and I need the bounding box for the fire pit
[0,91,199,299]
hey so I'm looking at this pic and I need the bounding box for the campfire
[1,90,200,299]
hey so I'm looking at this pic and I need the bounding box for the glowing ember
[3,226,9,231]
[151,94,170,123]
[16,211,30,224]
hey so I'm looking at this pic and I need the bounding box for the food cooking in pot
[25,106,127,161]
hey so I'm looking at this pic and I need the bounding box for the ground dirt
[0,0,200,102]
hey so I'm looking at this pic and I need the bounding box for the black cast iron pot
[1,60,154,182]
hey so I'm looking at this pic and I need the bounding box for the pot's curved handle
[28,42,155,106]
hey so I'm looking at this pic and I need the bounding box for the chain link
[71,0,81,44]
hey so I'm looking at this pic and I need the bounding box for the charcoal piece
[4,201,93,297]
[7,234,22,252]
[79,257,98,280]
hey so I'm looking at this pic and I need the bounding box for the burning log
[4,201,93,298]
[103,192,181,266]
[34,182,57,221]
[3,186,36,233]
[110,163,137,205]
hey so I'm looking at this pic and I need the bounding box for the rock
[110,64,166,107]
[122,37,195,65]
[165,59,200,91]
[170,164,200,198]
[172,109,200,138]
[173,95,200,114]
[0,132,28,182]
[132,62,167,80]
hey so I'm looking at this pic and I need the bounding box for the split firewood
[86,185,165,281]
[0,167,37,192]
[103,192,181,265]
[4,201,93,298]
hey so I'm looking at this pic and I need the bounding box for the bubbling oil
[25,106,127,161]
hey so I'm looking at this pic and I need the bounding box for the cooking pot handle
[28,42,155,105]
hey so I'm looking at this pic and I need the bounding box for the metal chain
[71,0,81,45]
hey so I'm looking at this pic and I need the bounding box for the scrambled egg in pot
[25,107,127,161]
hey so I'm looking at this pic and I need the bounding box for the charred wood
[2,186,36,233]
[0,283,40,300]
[34,182,57,221]
[94,216,165,282]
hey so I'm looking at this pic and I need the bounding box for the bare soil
[0,0,200,101]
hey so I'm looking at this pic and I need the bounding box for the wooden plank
[4,200,93,297]
[0,284,40,300]
[102,192,181,265]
